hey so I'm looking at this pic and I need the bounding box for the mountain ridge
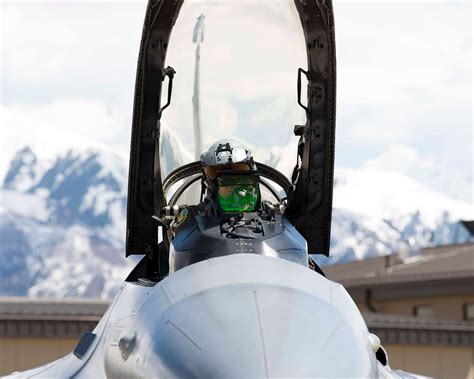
[0,141,472,298]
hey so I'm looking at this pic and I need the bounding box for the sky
[0,0,472,201]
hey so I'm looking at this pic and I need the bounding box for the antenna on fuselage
[192,14,205,161]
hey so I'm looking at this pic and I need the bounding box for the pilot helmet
[200,139,260,213]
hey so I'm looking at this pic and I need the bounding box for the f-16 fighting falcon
[7,0,425,378]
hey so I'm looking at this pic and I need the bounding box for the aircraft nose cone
[143,283,376,378]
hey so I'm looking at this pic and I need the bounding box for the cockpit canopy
[160,1,307,178]
[126,0,337,257]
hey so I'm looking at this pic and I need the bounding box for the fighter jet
[7,0,424,378]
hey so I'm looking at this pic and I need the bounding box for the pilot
[170,138,324,275]
[170,139,261,235]
[200,139,260,216]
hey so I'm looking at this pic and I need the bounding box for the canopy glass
[160,0,307,180]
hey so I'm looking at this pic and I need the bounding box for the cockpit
[126,0,336,282]
[159,137,309,273]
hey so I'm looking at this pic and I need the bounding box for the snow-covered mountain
[0,148,130,299]
[325,169,472,265]
[0,136,472,298]
[0,125,190,299]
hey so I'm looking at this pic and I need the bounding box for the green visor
[216,174,260,213]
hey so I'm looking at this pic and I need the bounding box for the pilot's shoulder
[174,206,198,228]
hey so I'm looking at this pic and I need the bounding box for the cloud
[1,0,471,201]
[0,100,128,179]
[363,145,435,174]
[334,2,472,162]
[362,144,472,202]
[1,1,145,112]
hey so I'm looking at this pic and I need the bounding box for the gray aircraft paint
[6,255,425,378]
